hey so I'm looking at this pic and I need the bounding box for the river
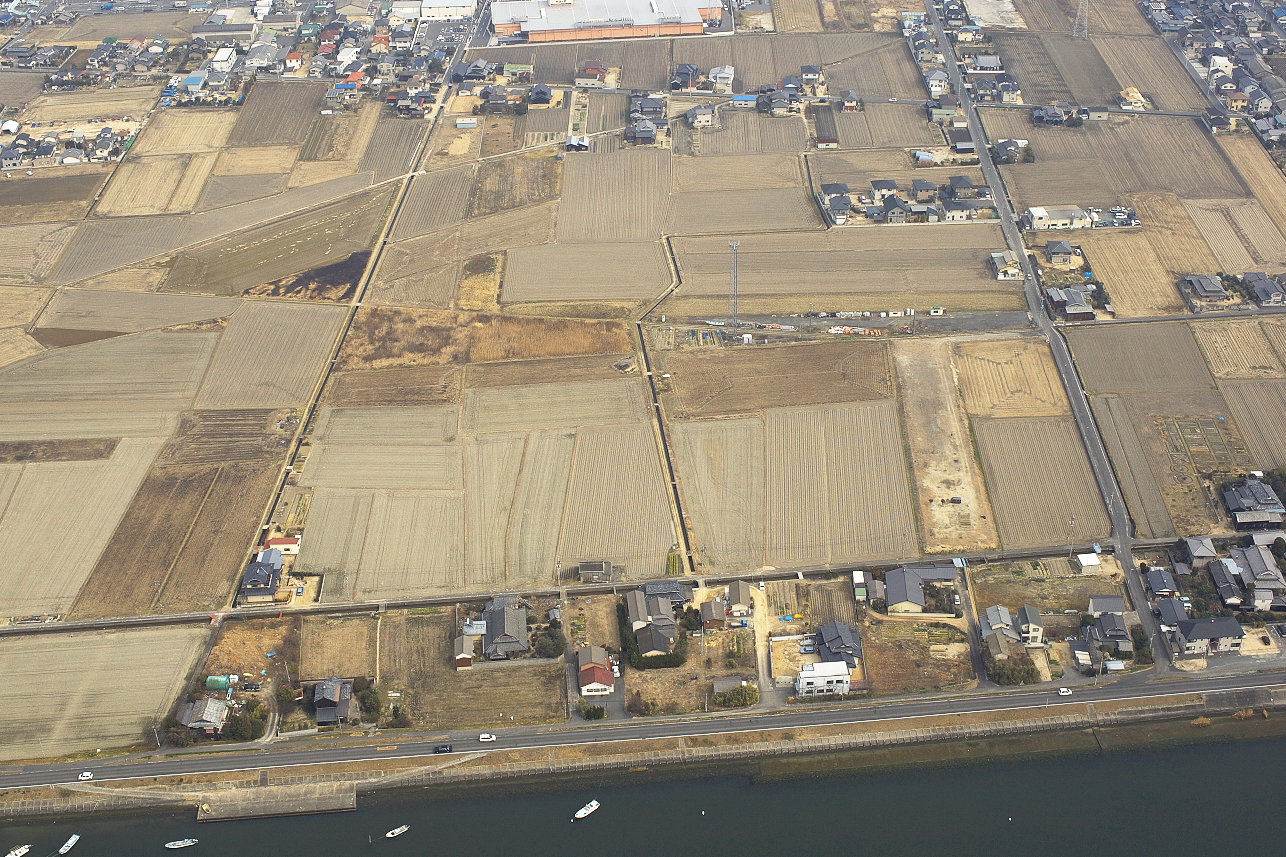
[1,734,1276,856]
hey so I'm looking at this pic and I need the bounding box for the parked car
[478,733,497,742]
[433,744,453,754]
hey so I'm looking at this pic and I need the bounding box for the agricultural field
[20,87,159,125]
[0,171,110,226]
[861,617,973,695]
[503,242,671,303]
[379,611,566,728]
[1066,323,1216,394]
[1127,193,1221,278]
[985,111,1247,210]
[832,102,941,148]
[556,148,671,242]
[229,82,328,147]
[50,9,197,43]
[213,146,300,175]
[356,117,427,182]
[672,400,919,573]
[670,225,1010,306]
[164,184,396,296]
[1093,35,1209,111]
[131,109,238,156]
[392,166,475,241]
[0,218,73,281]
[468,152,562,218]
[1219,379,1286,469]
[671,153,801,192]
[1011,0,1153,33]
[1091,394,1174,538]
[1074,229,1189,318]
[820,35,927,99]
[0,626,208,762]
[973,416,1110,549]
[1218,134,1286,232]
[0,286,49,329]
[94,153,217,216]
[661,340,892,417]
[197,174,290,211]
[300,615,378,681]
[0,71,46,111]
[773,0,826,32]
[991,32,1118,106]
[36,290,237,333]
[0,329,44,369]
[956,338,1069,418]
[667,187,818,234]
[1182,198,1286,269]
[694,111,809,156]
[297,377,676,599]
[0,437,164,617]
[194,302,346,409]
[1192,319,1286,379]
[893,337,998,553]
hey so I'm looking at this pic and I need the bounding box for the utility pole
[1073,0,1090,38]
[729,241,740,330]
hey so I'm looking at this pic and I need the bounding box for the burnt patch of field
[324,365,464,407]
[336,307,633,370]
[0,438,119,463]
[467,152,563,219]
[159,409,292,465]
[30,328,124,348]
[70,458,282,619]
[245,251,371,302]
[661,341,892,418]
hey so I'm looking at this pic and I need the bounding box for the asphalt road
[4,669,1281,791]
[925,6,1155,656]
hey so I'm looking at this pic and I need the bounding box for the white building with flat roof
[491,0,721,42]
[794,660,851,697]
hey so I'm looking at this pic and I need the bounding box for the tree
[982,649,1039,685]
[713,685,759,708]
[165,726,196,748]
[581,704,606,720]
[222,711,265,741]
[357,687,382,720]
[387,705,413,728]
[534,624,567,658]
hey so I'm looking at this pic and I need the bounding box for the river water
[2,735,1277,856]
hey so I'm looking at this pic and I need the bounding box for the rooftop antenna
[1073,0,1089,39]
[729,241,740,329]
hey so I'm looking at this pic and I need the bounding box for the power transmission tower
[1073,0,1089,38]
[729,241,740,330]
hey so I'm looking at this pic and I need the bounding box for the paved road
[4,669,1280,791]
[924,4,1160,663]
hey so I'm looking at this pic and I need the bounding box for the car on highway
[433,744,453,754]
[478,733,497,742]
[1057,688,1072,696]
[78,772,93,781]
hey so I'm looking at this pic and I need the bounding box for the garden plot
[0,626,208,761]
[502,242,671,303]
[37,289,237,332]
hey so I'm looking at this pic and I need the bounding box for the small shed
[453,635,474,670]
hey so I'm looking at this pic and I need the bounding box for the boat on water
[163,840,198,850]
[572,800,600,821]
[385,826,410,839]
[58,835,80,855]
[4,845,31,857]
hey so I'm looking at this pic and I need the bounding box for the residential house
[794,660,851,697]
[313,677,353,725]
[1026,206,1091,230]
[1173,616,1244,655]
[482,594,529,659]
[884,563,957,613]
[636,623,673,657]
[1088,595,1128,617]
[671,61,700,90]
[177,698,229,736]
[925,68,950,97]
[1084,612,1132,656]
[453,635,473,670]
[911,178,938,202]
[1118,86,1148,110]
[948,174,983,199]
[239,549,283,605]
[576,645,614,695]
[625,118,659,144]
[576,560,611,583]
[686,104,716,128]
[870,178,900,201]
[819,182,853,225]
[1210,558,1246,607]
[530,83,553,105]
[1016,605,1043,646]
[727,580,754,616]
[990,250,1024,280]
[1182,274,1230,303]
[1155,596,1188,631]
[1045,240,1081,268]
[642,580,692,606]
[700,598,727,630]
[983,604,1020,640]
[1044,285,1097,322]
[709,64,734,92]
[1244,272,1286,307]
[816,620,862,667]
[625,589,651,631]
[1230,544,1286,608]
[1223,477,1286,528]
[1184,536,1219,563]
[1145,567,1180,598]
[841,90,860,111]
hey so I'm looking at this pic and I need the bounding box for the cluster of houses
[1,41,73,70]
[626,91,669,145]
[816,174,995,226]
[903,18,953,102]
[980,603,1044,661]
[1150,0,1286,140]
[1182,271,1286,309]
[0,122,130,169]
[671,61,737,94]
[625,581,690,656]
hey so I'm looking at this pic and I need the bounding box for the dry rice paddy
[1183,199,1286,269]
[956,338,1069,417]
[37,290,236,333]
[556,148,671,242]
[974,416,1110,549]
[131,109,237,156]
[1218,379,1286,469]
[213,146,301,175]
[503,242,671,303]
[1192,319,1286,379]
[94,153,217,216]
[20,87,159,125]
[0,222,76,283]
[1066,323,1216,394]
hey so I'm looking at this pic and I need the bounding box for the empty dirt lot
[300,615,379,681]
[970,556,1127,614]
[861,617,973,695]
[379,611,566,728]
[661,341,892,418]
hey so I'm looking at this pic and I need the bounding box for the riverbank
[3,683,1282,820]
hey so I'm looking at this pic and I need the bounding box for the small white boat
[572,800,600,821]
[385,825,410,839]
[5,846,31,857]
[58,835,80,855]
[163,840,198,850]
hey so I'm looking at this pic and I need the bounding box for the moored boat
[163,840,198,850]
[572,800,600,821]
[58,835,80,855]
[385,826,410,839]
[4,845,31,857]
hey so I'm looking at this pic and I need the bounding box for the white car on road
[478,733,497,742]
[1057,688,1072,696]
[78,772,94,781]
